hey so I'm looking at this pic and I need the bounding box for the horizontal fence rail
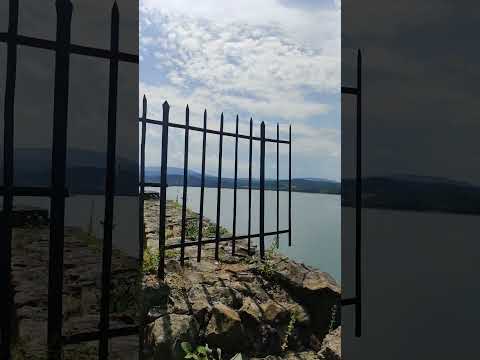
[340,49,363,338]
[142,117,290,143]
[138,97,292,280]
[0,1,139,359]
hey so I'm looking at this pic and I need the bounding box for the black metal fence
[138,97,293,279]
[0,1,139,359]
[340,49,363,337]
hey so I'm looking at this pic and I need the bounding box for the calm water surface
[162,187,341,282]
[15,187,340,282]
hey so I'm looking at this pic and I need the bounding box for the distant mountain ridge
[4,149,340,195]
[145,167,341,194]
[342,174,480,214]
[2,148,138,195]
[7,149,479,210]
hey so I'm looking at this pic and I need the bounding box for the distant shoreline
[146,173,341,195]
[146,184,341,195]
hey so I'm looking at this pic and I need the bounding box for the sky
[139,0,340,181]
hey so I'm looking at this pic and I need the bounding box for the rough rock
[271,259,340,339]
[205,303,245,354]
[11,225,140,359]
[146,313,200,360]
[261,300,289,324]
[142,281,170,320]
[141,200,342,359]
[318,327,341,360]
[239,297,263,326]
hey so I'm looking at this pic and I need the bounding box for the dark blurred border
[342,1,480,359]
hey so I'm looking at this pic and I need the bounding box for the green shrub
[329,304,338,332]
[181,342,243,360]
[281,310,297,352]
[256,241,281,279]
[142,246,175,275]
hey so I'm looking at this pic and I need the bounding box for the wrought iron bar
[232,115,239,256]
[276,123,280,248]
[166,230,290,249]
[158,101,170,279]
[215,114,224,260]
[48,1,73,358]
[63,326,140,345]
[339,49,363,338]
[180,105,190,265]
[259,122,266,259]
[99,4,119,357]
[0,33,138,63]
[355,49,363,338]
[1,0,18,357]
[141,118,288,144]
[288,125,292,247]
[197,110,207,262]
[248,118,253,255]
[139,95,147,263]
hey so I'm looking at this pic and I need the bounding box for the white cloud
[140,0,340,53]
[139,0,340,180]
[140,10,339,121]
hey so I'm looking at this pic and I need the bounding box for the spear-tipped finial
[56,0,73,14]
[163,100,169,107]
[112,1,119,16]
[142,95,147,116]
[204,109,207,117]
[186,104,189,111]
[221,112,224,121]
[56,0,73,8]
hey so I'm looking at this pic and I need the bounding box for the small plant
[328,304,338,332]
[183,220,228,240]
[257,258,276,278]
[142,245,175,275]
[256,241,280,279]
[274,234,280,249]
[204,223,215,238]
[142,245,159,275]
[181,342,243,360]
[186,221,200,239]
[281,310,297,352]
[182,342,213,360]
[204,222,229,238]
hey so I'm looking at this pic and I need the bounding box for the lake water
[14,188,340,282]
[160,186,341,282]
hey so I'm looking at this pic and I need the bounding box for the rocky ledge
[142,207,341,360]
